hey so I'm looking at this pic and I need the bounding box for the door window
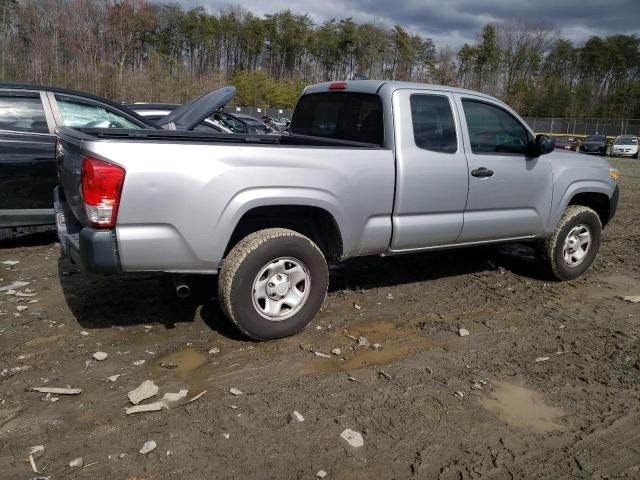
[410,94,457,153]
[462,100,530,155]
[0,94,49,133]
[55,94,140,129]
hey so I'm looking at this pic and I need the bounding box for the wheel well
[568,192,610,226]
[225,205,343,261]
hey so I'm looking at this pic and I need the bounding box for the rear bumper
[54,186,121,274]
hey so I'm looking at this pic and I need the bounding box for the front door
[455,95,552,243]
[390,89,469,250]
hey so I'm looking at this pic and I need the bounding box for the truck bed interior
[65,127,384,149]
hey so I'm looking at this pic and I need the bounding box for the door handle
[471,167,494,178]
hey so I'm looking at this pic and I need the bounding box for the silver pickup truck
[55,80,619,340]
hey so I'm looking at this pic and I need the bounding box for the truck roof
[304,80,502,104]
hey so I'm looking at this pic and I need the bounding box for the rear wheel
[537,205,602,281]
[218,228,329,340]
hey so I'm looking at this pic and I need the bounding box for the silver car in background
[611,135,638,158]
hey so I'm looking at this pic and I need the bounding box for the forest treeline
[1,0,639,118]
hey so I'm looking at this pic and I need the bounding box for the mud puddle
[587,274,640,299]
[304,319,442,374]
[148,348,211,391]
[480,381,565,433]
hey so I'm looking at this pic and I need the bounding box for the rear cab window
[0,93,49,134]
[290,92,383,146]
[410,94,457,153]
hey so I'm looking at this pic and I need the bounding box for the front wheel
[537,205,602,281]
[218,228,329,340]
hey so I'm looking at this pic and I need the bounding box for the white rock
[128,380,158,405]
[314,351,331,358]
[132,360,146,366]
[453,391,465,400]
[92,351,108,361]
[289,410,305,423]
[459,328,470,337]
[29,445,45,460]
[32,386,81,395]
[126,402,167,415]
[356,336,370,348]
[69,457,83,468]
[535,356,551,363]
[316,470,328,478]
[621,295,640,303]
[331,348,342,356]
[0,281,30,291]
[16,305,28,312]
[139,440,156,455]
[229,388,243,396]
[340,428,364,448]
[161,389,188,404]
[80,331,89,336]
[208,347,220,354]
[222,433,230,439]
[105,374,121,382]
[372,343,382,350]
[353,303,362,311]
[1,260,19,266]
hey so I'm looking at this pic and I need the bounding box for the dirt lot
[1,157,639,480]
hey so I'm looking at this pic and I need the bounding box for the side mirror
[529,134,555,156]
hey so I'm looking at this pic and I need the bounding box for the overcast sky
[158,0,639,49]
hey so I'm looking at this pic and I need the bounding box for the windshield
[291,92,383,145]
[614,136,637,145]
[585,135,606,143]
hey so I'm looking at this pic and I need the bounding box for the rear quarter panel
[82,140,395,272]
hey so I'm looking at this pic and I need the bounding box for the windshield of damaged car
[614,136,637,145]
[585,135,606,143]
[291,92,383,146]
[55,94,140,129]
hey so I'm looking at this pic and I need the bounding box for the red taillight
[81,156,125,227]
[329,82,347,90]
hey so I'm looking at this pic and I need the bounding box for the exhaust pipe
[172,276,191,299]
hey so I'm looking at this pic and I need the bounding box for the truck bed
[55,126,396,273]
[63,127,384,149]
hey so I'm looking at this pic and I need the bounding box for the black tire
[537,205,602,281]
[218,228,329,340]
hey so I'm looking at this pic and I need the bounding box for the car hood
[156,86,236,131]
[550,149,611,168]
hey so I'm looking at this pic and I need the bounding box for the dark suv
[579,135,608,156]
[0,83,151,233]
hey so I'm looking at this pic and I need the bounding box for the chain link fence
[523,117,640,137]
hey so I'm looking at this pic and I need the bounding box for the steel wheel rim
[562,224,592,267]
[251,257,311,321]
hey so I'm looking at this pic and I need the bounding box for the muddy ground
[1,157,639,480]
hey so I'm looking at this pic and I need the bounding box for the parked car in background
[126,103,233,133]
[553,135,578,151]
[0,82,152,232]
[234,113,277,134]
[611,135,638,158]
[578,134,608,155]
